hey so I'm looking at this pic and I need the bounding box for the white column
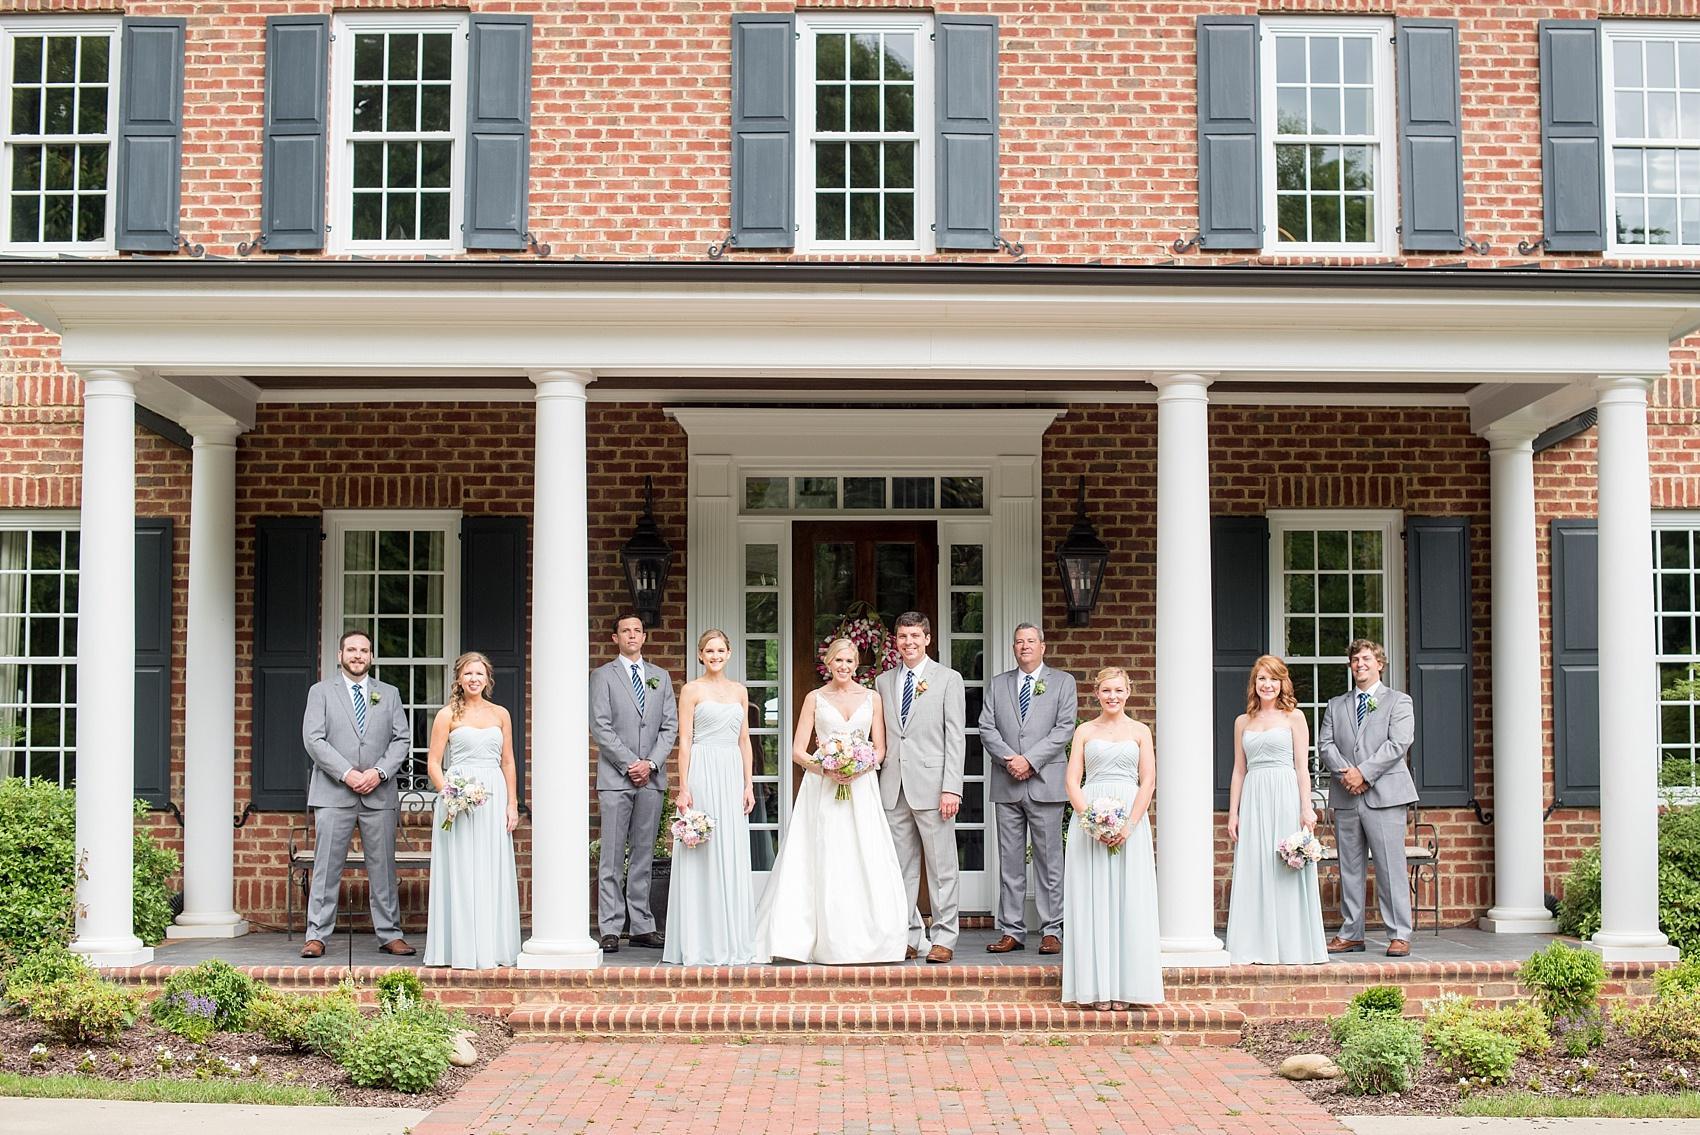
[519,369,602,969]
[1151,374,1229,966]
[1478,427,1557,933]
[1589,375,1678,962]
[71,369,152,966]
[172,419,249,938]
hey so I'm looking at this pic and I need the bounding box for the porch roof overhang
[2,260,1697,434]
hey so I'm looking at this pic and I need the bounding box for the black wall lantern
[620,476,673,627]
[1055,476,1108,627]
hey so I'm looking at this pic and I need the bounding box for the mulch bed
[1241,1017,1698,1117]
[0,1007,512,1108]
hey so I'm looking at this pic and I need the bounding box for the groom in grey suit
[979,623,1077,954]
[589,612,678,953]
[876,611,966,963]
[300,630,414,958]
[1317,638,1418,958]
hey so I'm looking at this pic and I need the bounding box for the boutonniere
[1033,679,1047,696]
[368,690,382,706]
[644,676,661,691]
[915,679,930,697]
[1365,697,1379,713]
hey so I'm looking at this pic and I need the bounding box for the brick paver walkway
[413,1042,1350,1135]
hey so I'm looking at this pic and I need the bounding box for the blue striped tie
[352,683,367,735]
[631,663,646,715]
[901,669,914,724]
[1356,690,1368,728]
[1019,673,1032,722]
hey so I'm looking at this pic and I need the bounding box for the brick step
[507,999,1246,1046]
[532,963,1066,1005]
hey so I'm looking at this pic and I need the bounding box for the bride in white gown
[755,637,909,964]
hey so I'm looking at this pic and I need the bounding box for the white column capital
[529,369,596,395]
[75,367,143,396]
[1150,373,1216,398]
[1478,423,1538,453]
[1591,374,1659,401]
[180,416,245,446]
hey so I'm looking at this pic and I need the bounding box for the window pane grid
[741,475,985,515]
[0,527,78,786]
[1656,527,1700,794]
[947,542,987,872]
[1272,31,1379,246]
[811,30,917,242]
[743,543,781,870]
[1611,36,1700,247]
[5,30,112,244]
[347,30,454,243]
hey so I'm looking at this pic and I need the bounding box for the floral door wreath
[815,600,901,688]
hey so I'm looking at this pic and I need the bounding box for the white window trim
[793,11,936,255]
[318,509,462,682]
[1259,15,1398,256]
[0,511,81,788]
[1654,511,1700,805]
[327,12,467,255]
[0,16,120,254]
[1603,19,1700,258]
[1267,508,1405,693]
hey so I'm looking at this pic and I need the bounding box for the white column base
[1477,910,1558,934]
[72,938,153,968]
[517,937,603,970]
[170,914,250,939]
[1160,946,1233,969]
[1582,935,1680,964]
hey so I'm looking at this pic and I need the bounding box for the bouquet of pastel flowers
[670,806,714,849]
[1079,796,1131,855]
[1276,828,1325,870]
[815,731,879,801]
[438,772,490,830]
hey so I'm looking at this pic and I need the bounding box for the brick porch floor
[410,1041,1351,1135]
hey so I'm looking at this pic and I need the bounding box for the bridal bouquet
[1276,829,1325,870]
[438,772,490,830]
[816,732,878,801]
[670,807,714,849]
[1080,796,1131,855]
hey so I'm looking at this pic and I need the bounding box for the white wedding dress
[754,689,909,964]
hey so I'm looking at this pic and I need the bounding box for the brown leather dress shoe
[1326,936,1366,954]
[1385,939,1411,958]
[378,938,417,956]
[1038,934,1062,955]
[986,934,1024,953]
[905,945,919,960]
[299,939,325,959]
[926,944,954,964]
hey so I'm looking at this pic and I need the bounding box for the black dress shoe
[600,934,620,952]
[628,930,665,949]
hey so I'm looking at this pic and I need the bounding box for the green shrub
[1557,805,1700,958]
[0,779,179,960]
[301,1001,364,1061]
[3,943,90,1009]
[1655,957,1700,1001]
[153,960,255,1032]
[341,1013,451,1093]
[1330,984,1406,1045]
[1556,848,1602,941]
[1431,1022,1520,1085]
[376,970,425,1012]
[1519,941,1606,1020]
[1613,989,1700,1061]
[247,989,323,1051]
[27,975,141,1043]
[1423,994,1550,1058]
[1338,1017,1423,1096]
[1551,1011,1605,1057]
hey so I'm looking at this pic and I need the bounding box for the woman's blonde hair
[821,636,857,667]
[697,627,731,656]
[1244,654,1298,714]
[448,651,495,722]
[1093,666,1130,691]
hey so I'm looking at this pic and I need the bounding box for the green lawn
[0,1071,335,1106]
[1459,1091,1700,1119]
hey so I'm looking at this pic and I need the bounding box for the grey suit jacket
[302,673,412,810]
[979,665,1077,805]
[589,657,679,793]
[876,659,966,812]
[1317,683,1419,811]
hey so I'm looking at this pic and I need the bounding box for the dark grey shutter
[1552,520,1600,806]
[935,16,1000,250]
[1404,518,1474,806]
[1538,20,1607,252]
[1396,19,1466,251]
[134,519,173,808]
[115,18,185,251]
[465,15,533,251]
[729,13,794,248]
[461,518,528,802]
[259,15,329,251]
[1196,16,1262,250]
[251,518,319,811]
[1212,516,1268,809]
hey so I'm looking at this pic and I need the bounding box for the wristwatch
[376,768,388,782]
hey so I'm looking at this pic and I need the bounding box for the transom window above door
[742,474,985,514]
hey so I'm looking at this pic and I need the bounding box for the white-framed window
[0,17,119,251]
[0,512,79,786]
[794,12,934,253]
[740,533,784,871]
[1656,513,1700,802]
[1604,21,1700,253]
[329,12,467,253]
[1268,511,1404,777]
[321,511,461,792]
[1261,16,1397,254]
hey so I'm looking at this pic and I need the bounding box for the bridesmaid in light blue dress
[1062,667,1163,1008]
[664,629,758,965]
[423,651,521,969]
[1226,655,1326,965]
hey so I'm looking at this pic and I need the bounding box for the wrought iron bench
[1313,790,1441,935]
[286,787,435,938]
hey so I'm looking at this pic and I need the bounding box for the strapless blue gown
[424,724,520,968]
[664,701,758,964]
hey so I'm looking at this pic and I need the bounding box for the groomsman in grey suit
[979,623,1077,955]
[589,612,678,953]
[876,611,966,963]
[1317,638,1418,958]
[300,630,415,958]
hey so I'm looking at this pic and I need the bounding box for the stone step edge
[507,1000,1246,1034]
